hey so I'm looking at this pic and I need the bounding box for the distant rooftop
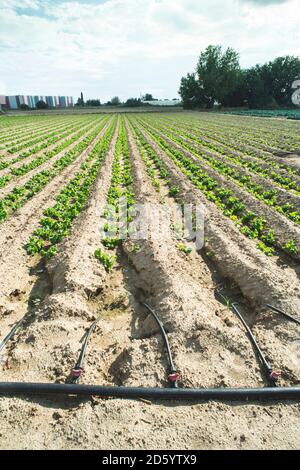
[142,99,181,106]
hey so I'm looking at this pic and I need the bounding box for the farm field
[224,109,300,120]
[0,111,299,449]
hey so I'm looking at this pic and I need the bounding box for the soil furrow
[0,117,110,199]
[0,117,78,155]
[143,126,300,260]
[0,119,120,384]
[152,119,300,205]
[0,117,113,330]
[127,118,300,386]
[0,112,300,451]
[133,120,300,317]
[0,117,101,178]
[1,115,96,165]
[147,116,300,187]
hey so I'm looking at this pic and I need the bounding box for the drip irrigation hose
[215,289,280,387]
[141,302,179,388]
[0,318,25,353]
[0,382,299,401]
[266,305,300,327]
[68,318,100,384]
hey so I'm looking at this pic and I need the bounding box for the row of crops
[0,112,299,265]
[223,109,300,120]
[1,110,300,453]
[128,113,300,260]
[0,114,111,221]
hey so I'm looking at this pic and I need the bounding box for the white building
[142,99,181,106]
[0,95,6,111]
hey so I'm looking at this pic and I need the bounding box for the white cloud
[241,0,289,5]
[0,0,42,9]
[0,0,299,101]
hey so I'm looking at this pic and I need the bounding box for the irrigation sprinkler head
[168,371,180,388]
[215,287,281,387]
[69,367,84,383]
[270,370,281,382]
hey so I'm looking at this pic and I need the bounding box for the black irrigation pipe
[215,289,280,387]
[68,318,101,384]
[266,304,300,326]
[2,298,298,402]
[0,382,299,401]
[141,302,179,388]
[68,303,180,387]
[0,318,25,353]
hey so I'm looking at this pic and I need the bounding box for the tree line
[75,93,156,108]
[14,93,157,110]
[179,45,300,109]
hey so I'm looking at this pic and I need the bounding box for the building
[59,96,66,107]
[0,95,6,111]
[1,95,74,110]
[46,96,54,107]
[142,99,181,106]
[7,96,18,109]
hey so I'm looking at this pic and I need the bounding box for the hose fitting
[168,371,180,388]
[270,370,281,382]
[71,367,83,379]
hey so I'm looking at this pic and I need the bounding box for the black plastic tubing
[0,382,299,401]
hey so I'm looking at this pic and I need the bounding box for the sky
[0,0,299,102]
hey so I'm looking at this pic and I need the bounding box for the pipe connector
[71,367,83,379]
[168,371,180,388]
[270,370,281,382]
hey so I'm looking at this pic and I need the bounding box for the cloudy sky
[0,0,299,102]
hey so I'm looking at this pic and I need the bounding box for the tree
[243,66,273,108]
[179,73,208,109]
[196,45,241,107]
[124,97,142,107]
[36,100,48,109]
[86,99,101,106]
[243,58,300,108]
[76,92,85,106]
[221,70,247,108]
[19,104,30,111]
[264,56,300,106]
[111,96,121,105]
[179,45,300,109]
[143,93,154,101]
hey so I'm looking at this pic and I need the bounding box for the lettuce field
[0,111,299,449]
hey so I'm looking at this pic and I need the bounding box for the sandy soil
[0,117,107,198]
[138,121,300,259]
[158,124,300,210]
[160,115,300,183]
[0,116,76,154]
[0,116,98,171]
